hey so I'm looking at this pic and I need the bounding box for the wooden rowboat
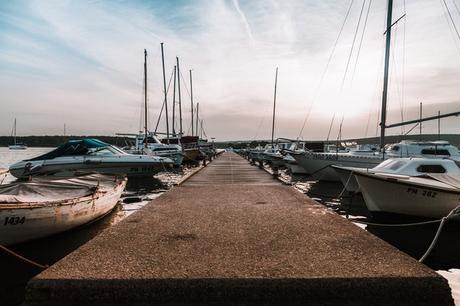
[0,174,127,245]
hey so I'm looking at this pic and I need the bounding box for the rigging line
[442,0,460,40]
[365,36,385,137]
[328,0,366,142]
[340,0,366,91]
[297,0,355,138]
[401,0,407,134]
[351,0,373,82]
[453,0,460,16]
[179,70,192,99]
[389,26,405,134]
[326,113,336,143]
[154,67,175,134]
[441,0,460,53]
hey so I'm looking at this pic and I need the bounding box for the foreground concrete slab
[24,152,453,305]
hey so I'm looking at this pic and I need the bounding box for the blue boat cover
[28,139,110,161]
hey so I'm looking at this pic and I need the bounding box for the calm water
[0,147,199,305]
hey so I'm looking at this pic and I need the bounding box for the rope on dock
[0,244,49,270]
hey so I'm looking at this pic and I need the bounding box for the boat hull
[183,148,203,163]
[291,153,382,182]
[0,177,127,245]
[9,156,172,178]
[355,172,460,219]
[8,145,27,150]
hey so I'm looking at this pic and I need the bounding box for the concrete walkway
[24,152,453,305]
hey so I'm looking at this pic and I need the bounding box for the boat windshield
[27,138,124,160]
[87,146,127,156]
[374,159,407,171]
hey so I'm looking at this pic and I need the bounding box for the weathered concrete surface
[24,152,453,305]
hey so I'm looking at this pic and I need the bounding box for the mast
[271,67,279,149]
[189,69,194,136]
[196,102,199,139]
[13,118,17,145]
[379,0,393,150]
[160,43,170,143]
[172,65,176,136]
[176,57,183,136]
[419,102,422,140]
[144,49,148,149]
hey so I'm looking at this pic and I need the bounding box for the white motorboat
[8,118,27,150]
[333,158,460,193]
[291,140,460,182]
[354,171,460,219]
[0,174,127,245]
[9,138,173,179]
[123,133,184,167]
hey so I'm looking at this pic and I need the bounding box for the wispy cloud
[0,0,459,140]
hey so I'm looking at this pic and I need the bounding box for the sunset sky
[1,0,459,141]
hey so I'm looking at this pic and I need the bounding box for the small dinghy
[0,174,127,245]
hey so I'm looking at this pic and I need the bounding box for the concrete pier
[24,152,453,305]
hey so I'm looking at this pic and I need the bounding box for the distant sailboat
[8,118,27,150]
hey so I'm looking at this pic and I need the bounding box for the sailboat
[291,0,460,182]
[8,118,27,150]
[120,48,184,167]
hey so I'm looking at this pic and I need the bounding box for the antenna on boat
[144,49,148,150]
[189,69,194,136]
[379,0,393,152]
[176,57,183,136]
[271,67,278,149]
[160,43,170,144]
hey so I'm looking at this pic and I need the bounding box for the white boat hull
[292,153,382,181]
[8,145,27,150]
[355,172,460,219]
[0,177,126,245]
[9,156,172,178]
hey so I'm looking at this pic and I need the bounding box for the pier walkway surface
[25,152,453,305]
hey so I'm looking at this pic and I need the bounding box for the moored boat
[0,174,127,245]
[354,171,460,219]
[9,138,173,179]
[332,157,460,193]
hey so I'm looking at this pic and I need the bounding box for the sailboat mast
[196,103,199,138]
[13,118,17,145]
[271,67,279,149]
[176,57,183,136]
[379,0,393,150]
[144,49,148,149]
[189,69,194,136]
[172,65,176,137]
[160,43,170,143]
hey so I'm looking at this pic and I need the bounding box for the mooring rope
[0,244,48,269]
[350,205,460,262]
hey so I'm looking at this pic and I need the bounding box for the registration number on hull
[4,216,26,225]
[407,187,437,198]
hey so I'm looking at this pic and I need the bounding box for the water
[0,147,200,305]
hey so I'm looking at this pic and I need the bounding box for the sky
[0,0,459,141]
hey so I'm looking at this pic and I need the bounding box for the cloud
[0,0,459,140]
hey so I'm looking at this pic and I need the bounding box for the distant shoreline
[1,134,459,149]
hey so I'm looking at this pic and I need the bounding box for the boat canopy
[0,174,119,204]
[427,174,460,189]
[28,139,111,161]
